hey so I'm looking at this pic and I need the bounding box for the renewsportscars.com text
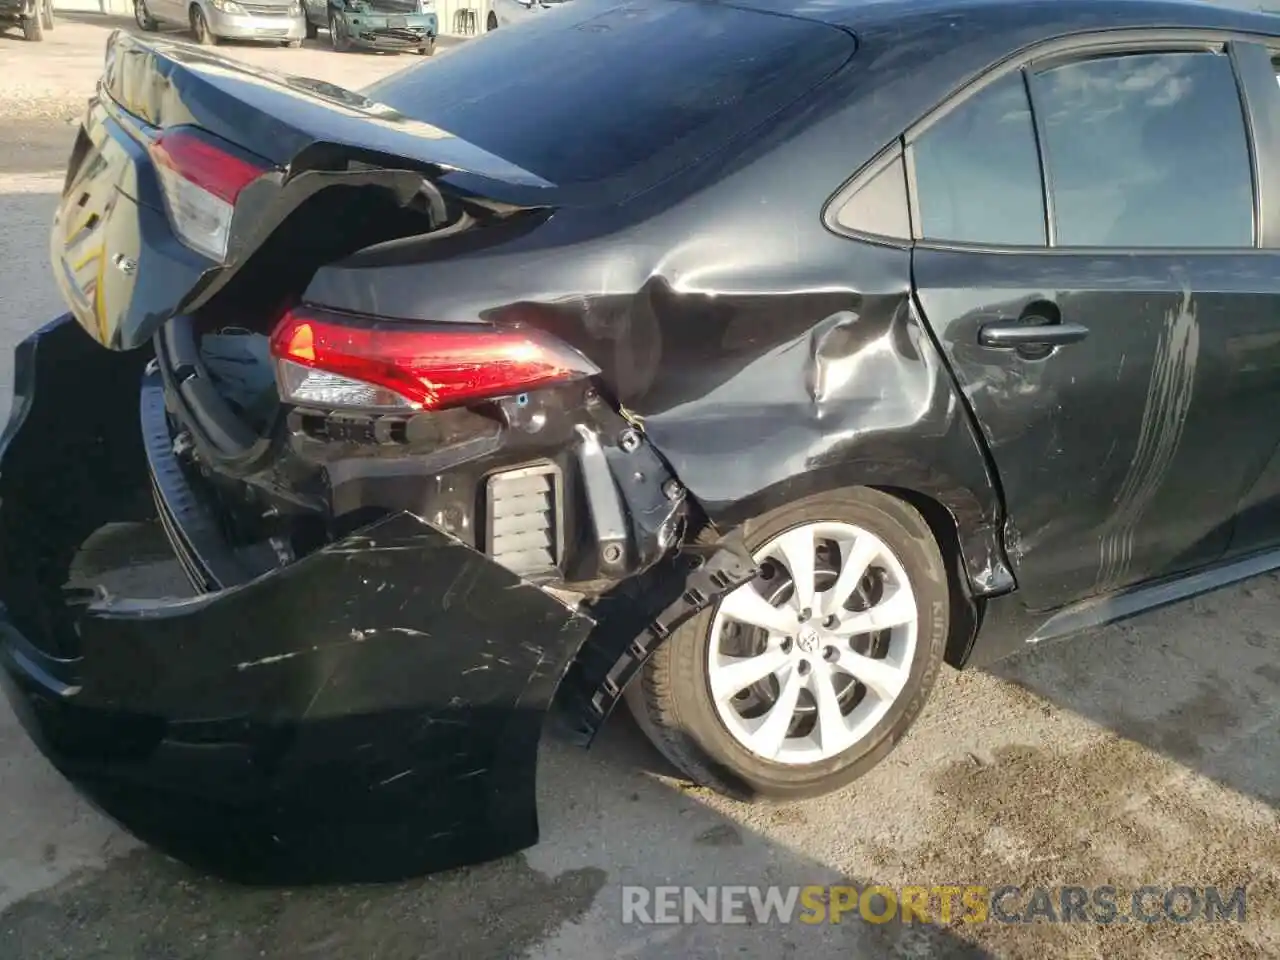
[621,884,1248,925]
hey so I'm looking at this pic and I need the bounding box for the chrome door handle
[978,319,1090,349]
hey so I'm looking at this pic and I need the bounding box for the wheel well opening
[870,485,978,669]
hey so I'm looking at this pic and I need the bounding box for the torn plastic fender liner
[556,536,757,745]
[0,316,600,883]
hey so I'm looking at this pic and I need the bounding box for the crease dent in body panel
[1094,288,1199,592]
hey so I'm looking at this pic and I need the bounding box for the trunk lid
[53,30,554,353]
[101,32,549,185]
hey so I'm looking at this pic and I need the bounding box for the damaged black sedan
[6,0,1280,882]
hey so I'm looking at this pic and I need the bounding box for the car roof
[724,0,1280,37]
[664,0,1280,234]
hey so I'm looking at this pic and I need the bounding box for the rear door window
[909,71,1048,246]
[1030,51,1255,248]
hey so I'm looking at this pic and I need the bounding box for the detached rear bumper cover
[0,316,601,882]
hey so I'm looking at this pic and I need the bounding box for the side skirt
[965,545,1280,668]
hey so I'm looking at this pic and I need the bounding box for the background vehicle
[1,0,52,41]
[306,0,437,54]
[7,0,1280,882]
[134,0,306,47]
[485,0,568,32]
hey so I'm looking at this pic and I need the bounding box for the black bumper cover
[0,315,598,883]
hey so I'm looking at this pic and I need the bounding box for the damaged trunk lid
[52,30,555,353]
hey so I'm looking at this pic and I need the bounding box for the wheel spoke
[810,663,850,753]
[832,586,916,637]
[774,526,817,614]
[718,584,799,635]
[709,646,790,703]
[707,518,921,766]
[833,648,908,701]
[750,664,805,758]
[822,535,880,618]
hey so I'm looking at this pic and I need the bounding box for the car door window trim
[827,27,1270,255]
[1232,40,1280,248]
[1026,48,1255,249]
[821,141,914,246]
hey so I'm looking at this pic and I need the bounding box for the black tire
[486,10,496,30]
[328,12,350,51]
[40,0,52,30]
[304,16,317,38]
[134,0,158,30]
[191,5,218,44]
[21,3,44,40]
[625,487,950,802]
[416,35,434,55]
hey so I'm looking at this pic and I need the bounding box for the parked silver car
[134,0,306,46]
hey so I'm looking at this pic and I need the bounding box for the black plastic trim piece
[554,535,757,745]
[140,369,254,592]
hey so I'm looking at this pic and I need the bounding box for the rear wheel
[134,0,158,29]
[329,12,350,51]
[625,488,949,801]
[191,5,218,44]
[486,10,496,30]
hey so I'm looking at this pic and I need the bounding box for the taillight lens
[269,307,599,412]
[149,128,269,262]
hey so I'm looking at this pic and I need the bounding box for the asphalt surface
[1,16,1279,960]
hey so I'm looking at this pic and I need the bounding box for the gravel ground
[1,15,1279,960]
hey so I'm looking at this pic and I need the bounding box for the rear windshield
[364,0,854,190]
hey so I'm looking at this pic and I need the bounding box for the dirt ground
[0,15,1278,960]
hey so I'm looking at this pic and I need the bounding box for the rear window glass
[364,0,854,188]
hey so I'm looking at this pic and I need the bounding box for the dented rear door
[907,54,1279,612]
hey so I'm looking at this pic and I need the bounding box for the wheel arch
[696,452,1011,597]
[869,484,980,669]
[555,471,992,746]
[704,472,983,669]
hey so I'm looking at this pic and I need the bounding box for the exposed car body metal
[0,314,755,882]
[310,0,438,54]
[9,0,1280,880]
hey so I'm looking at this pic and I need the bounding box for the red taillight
[269,307,599,412]
[150,129,264,203]
[148,128,269,262]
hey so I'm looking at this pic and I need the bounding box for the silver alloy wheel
[707,520,918,765]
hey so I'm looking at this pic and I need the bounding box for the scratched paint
[1094,290,1200,591]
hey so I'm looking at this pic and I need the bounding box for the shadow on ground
[0,647,998,959]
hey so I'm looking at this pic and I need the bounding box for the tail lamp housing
[149,127,270,263]
[269,306,600,413]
